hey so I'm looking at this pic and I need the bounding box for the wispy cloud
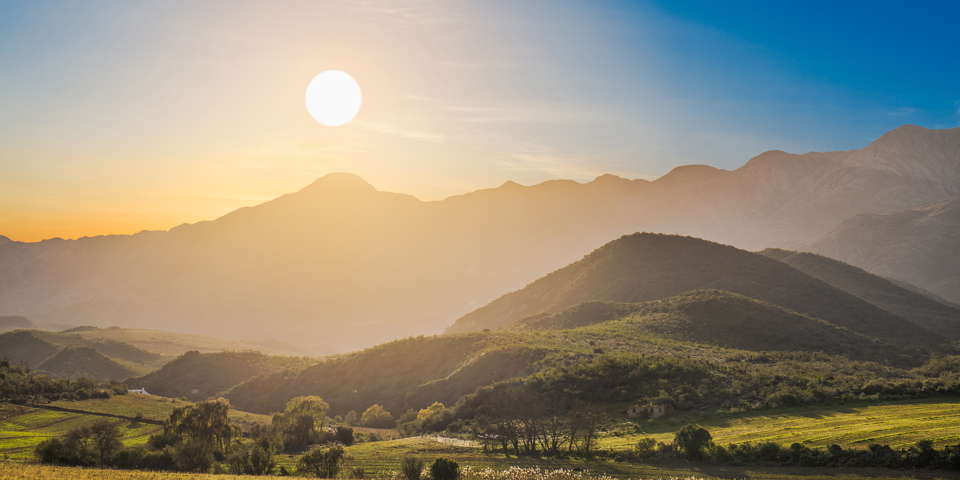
[404,95,598,125]
[342,0,460,26]
[352,121,446,142]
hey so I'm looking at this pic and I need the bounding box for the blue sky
[1,0,958,240]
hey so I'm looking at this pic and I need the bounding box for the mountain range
[1,124,958,352]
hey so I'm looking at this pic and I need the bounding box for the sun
[305,71,362,127]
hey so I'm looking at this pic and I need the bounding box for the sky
[1,0,959,242]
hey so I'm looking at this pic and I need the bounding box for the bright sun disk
[305,70,362,127]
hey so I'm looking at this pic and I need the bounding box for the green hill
[0,330,61,366]
[759,248,960,339]
[575,290,908,365]
[35,347,138,380]
[0,330,167,376]
[125,350,314,402]
[224,334,548,416]
[447,233,939,346]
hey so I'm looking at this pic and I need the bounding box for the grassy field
[601,398,960,450]
[49,394,184,422]
[6,397,960,478]
[0,395,275,462]
[49,394,272,426]
[0,404,161,461]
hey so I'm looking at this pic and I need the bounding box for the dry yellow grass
[0,462,260,479]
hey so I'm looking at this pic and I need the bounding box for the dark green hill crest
[448,233,938,345]
[126,350,313,402]
[759,248,960,340]
[35,346,137,380]
[579,290,910,365]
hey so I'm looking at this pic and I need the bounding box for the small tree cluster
[35,419,123,466]
[471,387,606,456]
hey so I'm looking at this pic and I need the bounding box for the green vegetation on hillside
[760,248,960,339]
[449,233,940,347]
[0,329,167,379]
[0,360,127,404]
[126,351,314,402]
[36,347,139,381]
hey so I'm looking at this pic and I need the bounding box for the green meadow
[601,398,960,451]
[5,395,960,479]
[0,404,161,461]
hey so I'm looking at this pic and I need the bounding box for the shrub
[673,424,712,460]
[336,426,355,446]
[400,456,424,480]
[297,444,345,478]
[634,437,657,458]
[34,438,66,464]
[430,457,459,480]
[175,439,214,472]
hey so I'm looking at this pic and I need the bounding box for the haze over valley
[2,125,959,352]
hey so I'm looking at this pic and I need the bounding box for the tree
[296,444,345,478]
[165,398,240,454]
[89,419,123,466]
[361,404,395,428]
[674,424,712,460]
[273,396,329,449]
[569,406,605,456]
[344,410,358,426]
[63,424,94,465]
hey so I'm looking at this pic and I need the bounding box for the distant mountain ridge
[2,125,959,351]
[799,197,960,303]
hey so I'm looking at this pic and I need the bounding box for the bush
[35,438,66,464]
[634,437,657,458]
[673,424,712,460]
[400,456,424,480]
[175,440,214,473]
[336,426,355,446]
[297,444,345,478]
[430,457,459,480]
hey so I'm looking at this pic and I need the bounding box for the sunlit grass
[601,398,960,450]
[0,404,162,461]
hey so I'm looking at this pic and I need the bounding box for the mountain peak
[654,164,727,188]
[297,172,377,197]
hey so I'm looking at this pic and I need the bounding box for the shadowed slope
[448,233,939,346]
[125,350,313,402]
[760,249,960,339]
[35,347,137,380]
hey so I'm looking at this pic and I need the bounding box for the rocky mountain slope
[800,197,960,303]
[2,125,958,352]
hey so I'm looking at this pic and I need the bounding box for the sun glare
[305,70,362,127]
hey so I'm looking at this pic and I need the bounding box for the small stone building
[128,388,149,395]
[628,402,674,419]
